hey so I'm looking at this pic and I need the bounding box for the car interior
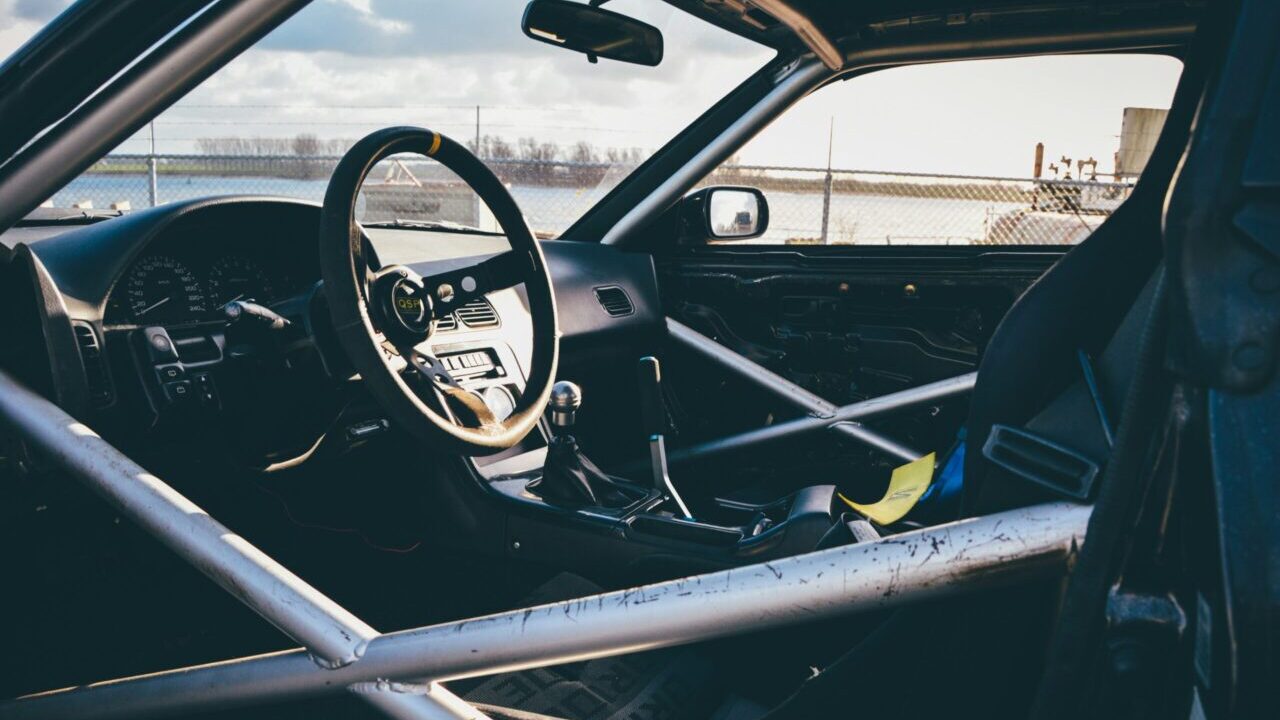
[1,0,1270,719]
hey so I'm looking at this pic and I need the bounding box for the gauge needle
[137,296,172,317]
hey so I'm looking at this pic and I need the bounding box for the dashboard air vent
[455,298,500,328]
[72,322,114,407]
[434,313,458,332]
[594,286,634,317]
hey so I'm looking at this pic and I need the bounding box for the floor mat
[452,573,728,720]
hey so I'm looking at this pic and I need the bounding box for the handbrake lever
[638,356,693,519]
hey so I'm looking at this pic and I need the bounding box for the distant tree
[604,146,643,165]
[324,138,353,155]
[468,135,515,160]
[518,137,559,163]
[195,136,294,156]
[190,133,656,187]
[569,141,598,164]
[291,133,322,156]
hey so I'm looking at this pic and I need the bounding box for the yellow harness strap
[838,452,936,526]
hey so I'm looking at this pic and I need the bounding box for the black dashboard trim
[29,196,323,322]
[12,196,664,424]
[12,244,91,415]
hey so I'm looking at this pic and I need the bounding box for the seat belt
[979,269,1160,504]
[827,270,1160,533]
[814,511,881,549]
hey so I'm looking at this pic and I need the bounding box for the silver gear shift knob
[549,380,582,429]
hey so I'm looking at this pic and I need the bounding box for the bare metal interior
[0,363,1089,720]
[0,4,1206,718]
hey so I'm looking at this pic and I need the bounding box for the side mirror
[680,186,769,242]
[522,0,663,66]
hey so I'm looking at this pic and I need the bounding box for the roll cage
[2,1,1275,719]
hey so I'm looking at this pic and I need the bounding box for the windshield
[2,0,770,237]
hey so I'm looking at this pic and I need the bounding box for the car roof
[664,0,1207,52]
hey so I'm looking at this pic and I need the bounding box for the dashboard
[104,223,312,327]
[4,197,663,459]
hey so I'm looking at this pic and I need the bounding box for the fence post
[820,171,833,243]
[819,117,833,243]
[147,121,158,207]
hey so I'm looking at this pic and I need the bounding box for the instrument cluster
[108,246,298,327]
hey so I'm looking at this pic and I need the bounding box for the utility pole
[820,116,834,244]
[475,105,481,156]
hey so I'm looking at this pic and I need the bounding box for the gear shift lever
[549,381,581,430]
[528,381,640,509]
[638,357,694,519]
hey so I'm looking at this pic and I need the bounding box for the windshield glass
[2,0,771,237]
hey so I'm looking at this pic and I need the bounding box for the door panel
[655,245,1065,498]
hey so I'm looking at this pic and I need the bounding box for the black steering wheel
[318,127,559,455]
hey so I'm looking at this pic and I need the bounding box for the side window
[702,54,1183,246]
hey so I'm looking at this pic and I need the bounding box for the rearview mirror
[680,186,770,242]
[522,0,663,66]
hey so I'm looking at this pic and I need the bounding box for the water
[53,174,599,238]
[54,173,1028,245]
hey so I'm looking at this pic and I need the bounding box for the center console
[455,348,838,577]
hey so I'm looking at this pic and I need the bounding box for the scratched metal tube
[0,370,486,720]
[5,502,1091,720]
[667,318,924,462]
[0,370,371,666]
[666,370,977,468]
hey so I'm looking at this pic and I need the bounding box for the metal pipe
[748,0,844,71]
[666,318,925,461]
[830,421,922,462]
[0,370,483,720]
[603,58,831,245]
[5,502,1090,719]
[667,371,976,468]
[667,317,840,416]
[0,0,313,231]
[0,370,369,665]
[650,434,693,518]
[355,683,490,720]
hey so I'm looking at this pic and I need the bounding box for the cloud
[152,0,770,153]
[4,0,771,158]
[261,0,749,60]
[12,0,71,21]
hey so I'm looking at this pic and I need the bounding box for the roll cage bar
[0,364,1086,719]
[0,1,1240,718]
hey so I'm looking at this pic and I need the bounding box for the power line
[146,120,644,133]
[109,137,651,151]
[173,103,576,111]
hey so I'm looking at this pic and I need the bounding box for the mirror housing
[522,0,663,66]
[680,186,769,242]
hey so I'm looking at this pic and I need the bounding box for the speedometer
[208,256,274,308]
[125,255,209,324]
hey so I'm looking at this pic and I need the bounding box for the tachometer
[125,255,209,324]
[208,255,274,308]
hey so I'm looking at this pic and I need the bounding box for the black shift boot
[528,435,639,508]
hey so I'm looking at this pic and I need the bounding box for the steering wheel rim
[318,126,559,455]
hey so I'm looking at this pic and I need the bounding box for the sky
[1,0,1183,177]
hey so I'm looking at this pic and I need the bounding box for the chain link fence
[699,165,1132,246]
[50,154,1133,245]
